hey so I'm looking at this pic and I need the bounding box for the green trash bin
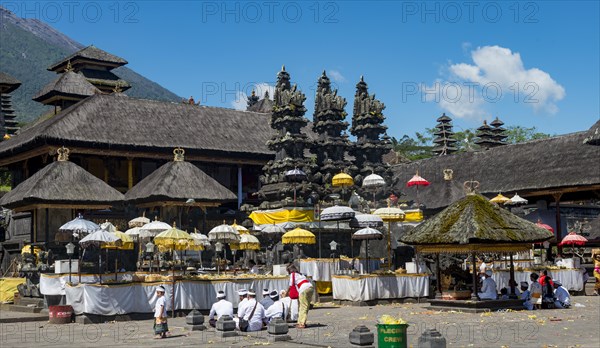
[377,323,408,348]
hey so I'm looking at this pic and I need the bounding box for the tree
[504,126,552,144]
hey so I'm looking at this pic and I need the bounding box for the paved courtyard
[0,296,598,348]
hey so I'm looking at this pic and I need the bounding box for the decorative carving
[173,148,185,161]
[443,169,453,181]
[463,181,480,195]
[57,147,70,161]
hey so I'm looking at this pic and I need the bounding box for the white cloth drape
[491,269,583,292]
[332,275,429,301]
[299,258,382,282]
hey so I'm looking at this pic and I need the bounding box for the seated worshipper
[500,287,510,300]
[260,288,274,310]
[529,273,543,307]
[209,291,234,327]
[541,275,556,307]
[553,281,571,308]
[478,270,498,300]
[539,270,554,287]
[508,279,521,297]
[249,260,260,274]
[520,281,534,310]
[265,290,287,322]
[280,289,299,321]
[237,289,266,332]
[234,289,249,329]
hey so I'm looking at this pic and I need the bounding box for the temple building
[431,113,458,156]
[0,72,21,137]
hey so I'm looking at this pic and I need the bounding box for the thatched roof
[0,93,276,160]
[79,68,131,91]
[393,129,600,209]
[0,72,21,93]
[32,71,101,103]
[125,157,237,204]
[400,194,554,252]
[247,98,274,113]
[0,160,124,210]
[48,45,128,72]
[583,119,600,146]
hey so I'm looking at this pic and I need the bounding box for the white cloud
[328,70,346,83]
[449,45,565,114]
[231,82,275,111]
[424,45,565,119]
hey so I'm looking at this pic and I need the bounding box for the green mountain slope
[0,7,181,123]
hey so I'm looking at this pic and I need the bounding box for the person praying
[209,291,233,327]
[478,270,498,300]
[237,289,265,332]
[260,288,274,309]
[553,281,571,308]
[264,290,287,323]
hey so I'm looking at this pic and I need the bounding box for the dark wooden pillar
[471,252,478,300]
[509,253,517,298]
[436,253,442,299]
[553,193,563,257]
[45,208,49,250]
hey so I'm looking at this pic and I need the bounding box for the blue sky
[10,0,599,139]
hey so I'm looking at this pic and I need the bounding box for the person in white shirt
[477,270,497,300]
[153,285,169,339]
[553,281,571,308]
[287,264,314,328]
[234,289,249,329]
[260,288,274,310]
[264,290,287,322]
[209,291,234,327]
[280,289,298,322]
[237,289,265,332]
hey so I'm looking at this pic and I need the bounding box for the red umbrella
[536,219,554,233]
[407,171,430,187]
[559,232,588,247]
[407,171,429,207]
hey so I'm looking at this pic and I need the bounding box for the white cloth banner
[491,269,583,292]
[64,277,301,315]
[40,273,134,296]
[332,275,429,301]
[300,258,382,282]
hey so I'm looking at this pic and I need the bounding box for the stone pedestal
[349,325,374,346]
[185,310,206,331]
[417,329,446,348]
[267,318,291,342]
[216,315,238,338]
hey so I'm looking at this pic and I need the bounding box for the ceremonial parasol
[261,224,286,234]
[79,228,121,282]
[352,227,384,273]
[100,220,117,232]
[374,206,405,268]
[208,222,240,243]
[362,173,386,207]
[407,171,429,207]
[125,227,141,236]
[280,221,298,230]
[490,193,510,204]
[128,212,150,228]
[506,193,528,206]
[282,227,316,245]
[285,168,307,206]
[350,213,384,228]
[138,217,171,236]
[59,215,100,237]
[536,219,554,233]
[230,220,249,234]
[103,231,134,250]
[153,223,194,318]
[559,232,588,247]
[231,234,260,250]
[321,205,356,256]
[332,172,354,201]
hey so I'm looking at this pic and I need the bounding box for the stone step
[15,297,45,307]
[5,304,44,313]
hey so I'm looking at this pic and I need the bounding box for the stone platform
[428,299,525,313]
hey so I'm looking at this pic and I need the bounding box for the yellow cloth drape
[249,209,315,225]
[0,278,25,303]
[316,281,332,294]
[403,210,423,222]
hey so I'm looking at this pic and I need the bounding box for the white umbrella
[506,193,528,206]
[208,223,240,243]
[350,214,384,228]
[125,227,141,236]
[138,218,171,236]
[362,173,385,188]
[190,232,210,246]
[280,221,298,230]
[320,205,356,221]
[79,229,121,282]
[260,224,286,234]
[352,227,384,273]
[59,215,100,237]
[100,220,117,232]
[129,213,151,228]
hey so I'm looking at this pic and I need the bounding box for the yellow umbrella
[230,219,249,234]
[490,193,510,204]
[374,206,406,269]
[231,234,260,250]
[282,227,316,245]
[103,231,134,250]
[154,224,195,251]
[332,172,354,187]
